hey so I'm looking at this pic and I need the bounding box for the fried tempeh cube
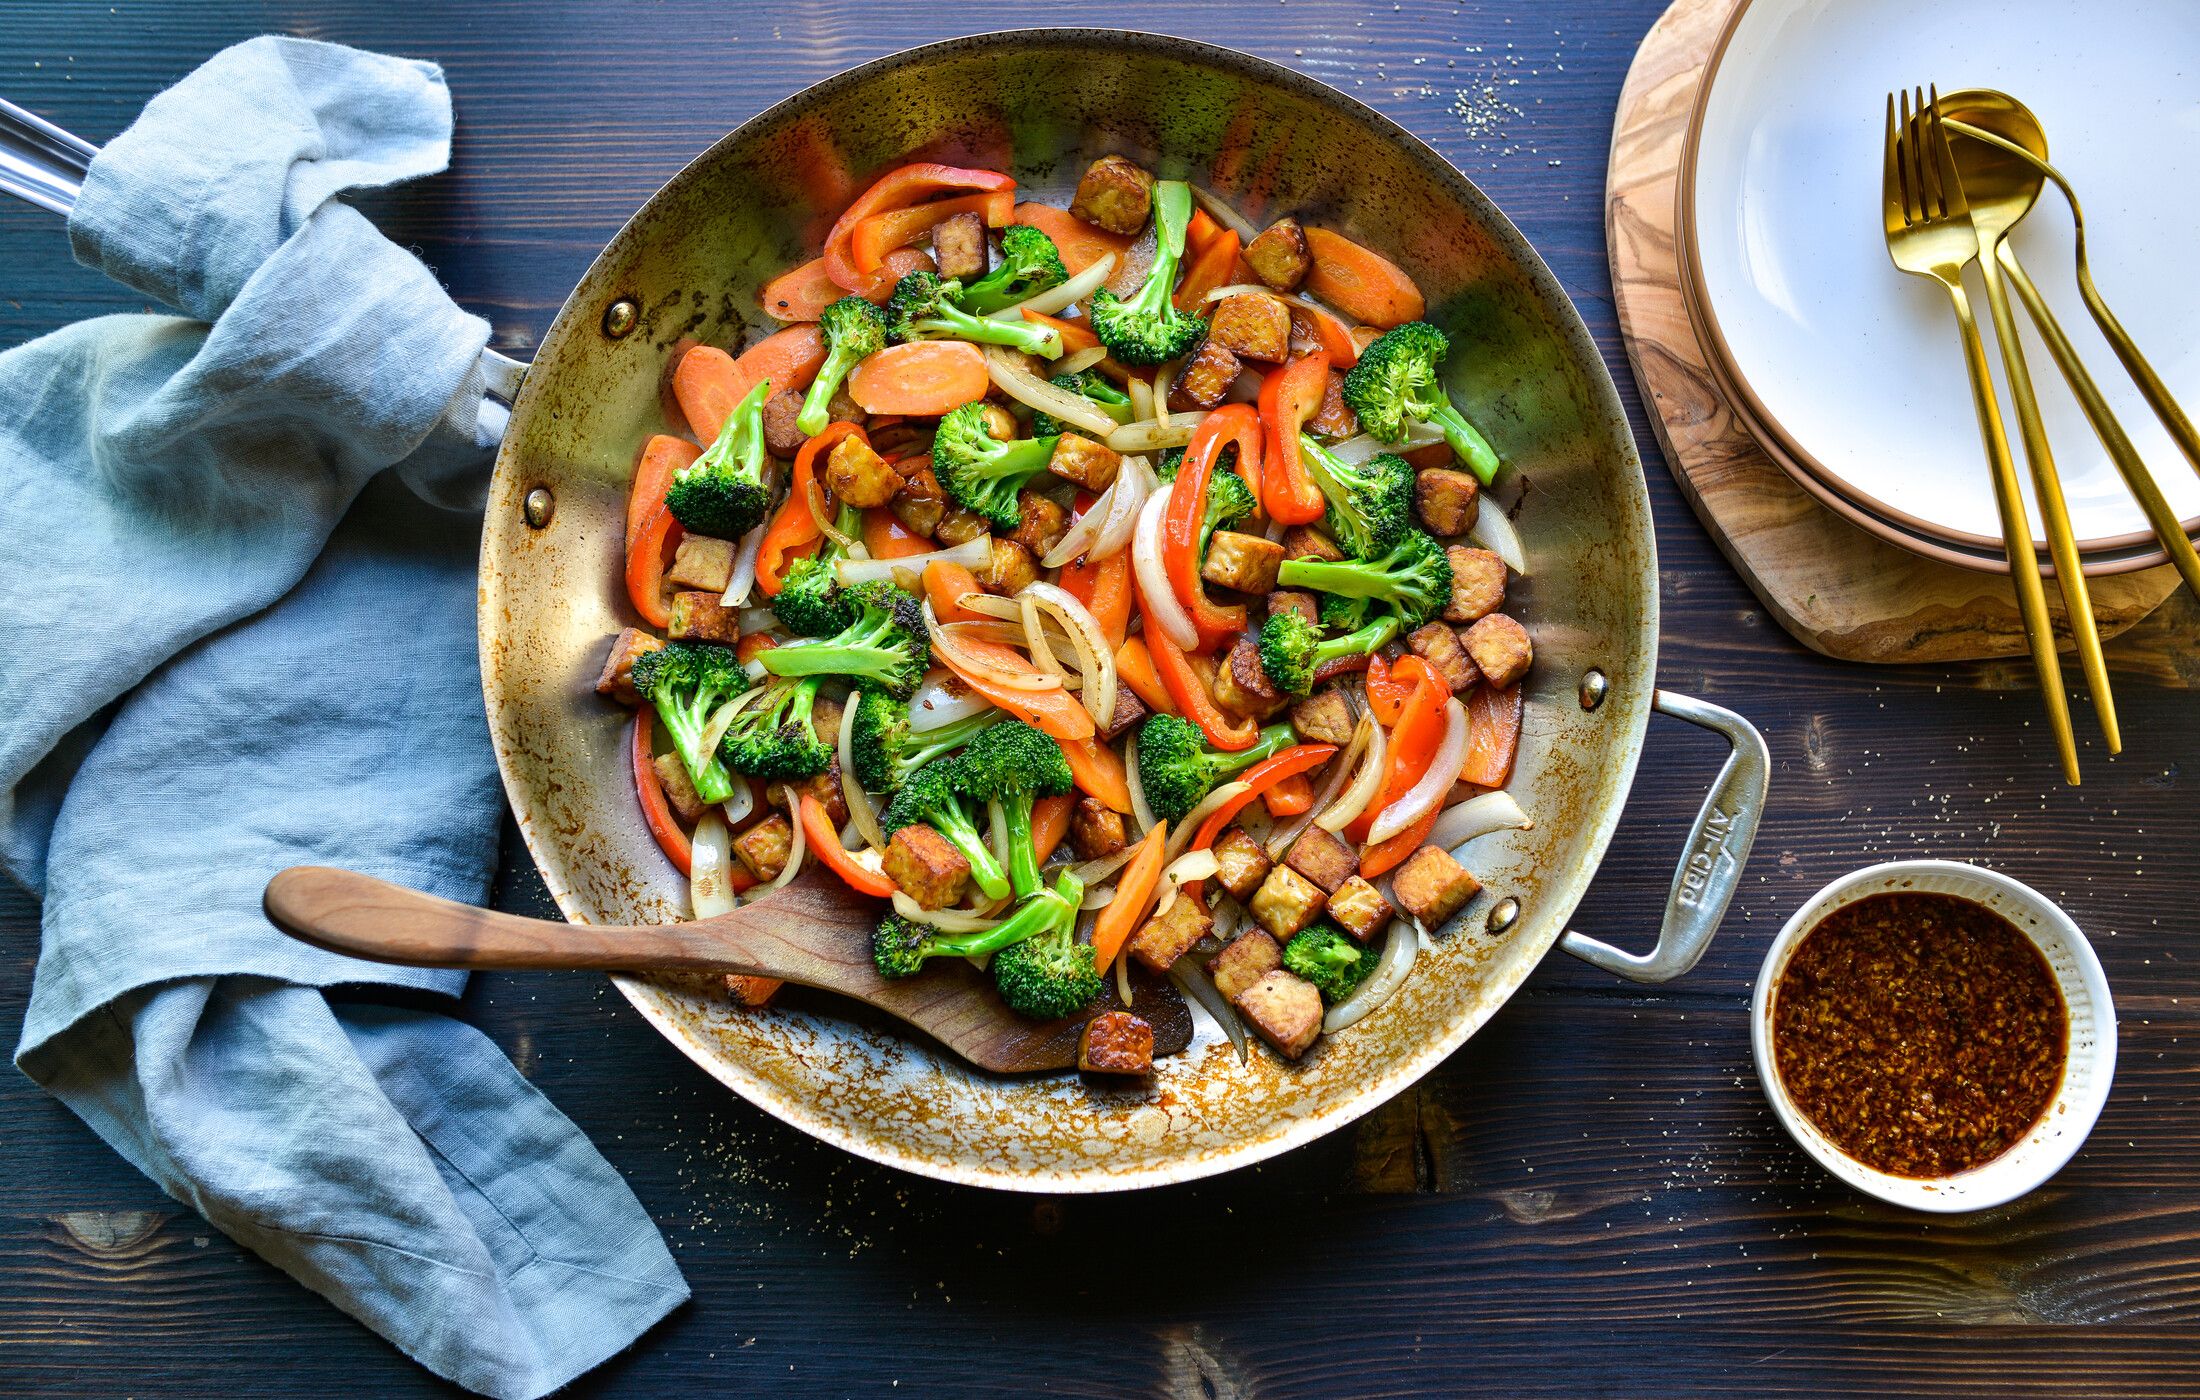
[651,753,709,824]
[1281,524,1345,563]
[890,463,948,539]
[1070,155,1155,235]
[1212,825,1274,903]
[884,823,970,910]
[1233,969,1323,1059]
[1202,530,1285,595]
[1306,370,1358,439]
[1266,590,1319,628]
[1409,621,1481,693]
[667,591,743,644]
[1284,825,1358,894]
[1207,293,1291,363]
[1391,845,1482,928]
[594,628,662,705]
[769,762,846,830]
[1242,217,1311,291]
[1093,680,1149,743]
[667,533,737,593]
[934,506,991,547]
[1129,890,1213,973]
[1171,336,1242,410]
[1326,875,1394,943]
[1048,432,1122,492]
[1070,796,1130,861]
[1078,1011,1155,1074]
[1444,545,1508,623]
[976,536,1039,595]
[1249,863,1327,940]
[824,432,902,509]
[1461,613,1532,689]
[1212,633,1285,720]
[1415,468,1482,537]
[931,210,988,281]
[1289,687,1357,747]
[1010,491,1069,560]
[732,813,795,883]
[1206,929,1283,1002]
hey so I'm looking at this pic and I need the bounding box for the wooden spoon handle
[262,866,776,975]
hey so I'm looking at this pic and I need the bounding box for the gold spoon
[1927,87,2117,756]
[1939,90,2200,602]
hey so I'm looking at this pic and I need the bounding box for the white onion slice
[1169,959,1250,1063]
[1368,698,1470,844]
[1079,884,1118,913]
[1427,790,1533,852]
[1070,846,1138,888]
[1189,184,1257,241]
[1057,346,1107,375]
[1166,781,1250,864]
[1117,953,1133,1006]
[1125,738,1156,836]
[1266,720,1365,859]
[1152,364,1177,428]
[985,344,1118,435]
[1020,593,1068,685]
[1470,501,1527,575]
[1026,581,1116,730]
[924,599,1064,693]
[1316,718,1387,834]
[690,811,737,919]
[1160,849,1219,889]
[1323,917,1417,1033]
[890,891,1004,931]
[720,521,767,607]
[737,606,778,636]
[719,780,755,830]
[909,671,992,732]
[838,532,990,585]
[766,798,808,891]
[1328,421,1447,463]
[1129,376,1154,423]
[1089,454,1155,562]
[1041,454,1151,569]
[1107,417,1201,453]
[987,252,1114,321]
[697,682,770,762]
[987,799,1011,880]
[1200,282,1283,305]
[1131,485,1199,651]
[838,692,886,852]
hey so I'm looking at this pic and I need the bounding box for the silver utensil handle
[1559,691,1768,983]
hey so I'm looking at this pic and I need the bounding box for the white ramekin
[1750,859,2117,1212]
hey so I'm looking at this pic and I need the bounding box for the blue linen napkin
[1,37,687,1397]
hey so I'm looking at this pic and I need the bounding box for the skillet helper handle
[1558,691,1768,983]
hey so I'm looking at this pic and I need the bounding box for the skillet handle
[1558,690,1767,983]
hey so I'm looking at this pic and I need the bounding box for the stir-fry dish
[596,154,1535,1073]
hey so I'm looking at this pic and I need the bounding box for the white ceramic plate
[1687,0,2200,553]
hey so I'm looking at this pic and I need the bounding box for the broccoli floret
[1319,592,1372,631]
[1087,181,1207,365]
[1275,529,1453,630]
[952,721,1074,899]
[771,497,862,638]
[720,676,831,781]
[1299,435,1413,559]
[930,400,1060,530]
[955,224,1069,315]
[848,686,1003,795]
[880,757,1011,902]
[664,379,774,539]
[1283,926,1380,1004]
[991,871,1101,1019]
[1257,612,1402,696]
[1133,714,1298,827]
[797,296,887,436]
[756,580,929,699]
[1031,370,1133,438]
[1156,446,1258,554]
[887,271,1061,359]
[1341,321,1501,484]
[629,640,751,805]
[871,871,1083,981]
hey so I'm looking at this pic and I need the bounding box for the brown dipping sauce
[1771,891,2066,1179]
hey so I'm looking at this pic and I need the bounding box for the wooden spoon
[262,865,1190,1073]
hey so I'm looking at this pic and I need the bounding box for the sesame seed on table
[4,1,2199,1395]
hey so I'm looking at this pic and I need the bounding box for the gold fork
[1882,88,2080,784]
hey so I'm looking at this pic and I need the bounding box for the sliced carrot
[1185,206,1225,258]
[625,505,679,630]
[850,190,1013,273]
[1303,228,1425,329]
[1065,736,1133,816]
[735,632,778,666]
[935,638,1096,743]
[1022,308,1099,354]
[847,340,989,416]
[629,435,700,549]
[1359,803,1439,880]
[1012,201,1134,276]
[761,247,934,321]
[632,711,691,876]
[674,329,826,441]
[758,422,861,596]
[1460,684,1524,788]
[924,560,990,624]
[823,163,1015,292]
[862,508,935,560]
[1032,793,1075,867]
[1091,823,1167,973]
[1174,229,1242,313]
[1291,297,1362,368]
[799,794,896,898]
[1058,552,1132,650]
[1263,771,1314,818]
[1113,636,1178,716]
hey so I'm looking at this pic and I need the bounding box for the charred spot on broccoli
[880,756,1011,902]
[629,640,750,805]
[1031,370,1133,438]
[664,379,774,539]
[930,400,1060,530]
[771,495,862,638]
[870,870,1082,983]
[954,224,1069,316]
[720,676,831,782]
[1298,434,1413,559]
[1275,529,1452,630]
[990,871,1101,1019]
[887,271,1061,359]
[847,686,1003,796]
[1132,713,1298,827]
[796,296,887,437]
[756,580,928,699]
[1087,181,1207,366]
[1257,612,1401,696]
[1341,321,1501,484]
[952,721,1074,899]
[1283,925,1380,1003]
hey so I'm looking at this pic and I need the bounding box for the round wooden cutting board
[1606,0,2188,664]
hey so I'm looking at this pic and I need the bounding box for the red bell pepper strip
[798,794,896,898]
[1264,772,1315,817]
[1460,683,1524,788]
[861,508,934,560]
[758,422,864,595]
[1147,625,1258,751]
[1162,404,1261,650]
[1173,229,1243,313]
[849,189,1012,273]
[1349,656,1444,843]
[1058,551,1133,650]
[1258,351,1330,525]
[1182,743,1337,899]
[1359,803,1439,880]
[1289,297,1362,368]
[1364,652,1414,726]
[629,435,700,549]
[823,163,1016,291]
[625,505,679,630]
[632,711,692,876]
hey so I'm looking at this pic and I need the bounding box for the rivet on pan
[523,487,555,529]
[602,298,639,339]
[1487,897,1520,935]
[1579,668,1609,711]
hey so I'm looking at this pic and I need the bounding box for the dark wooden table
[6,2,2198,1395]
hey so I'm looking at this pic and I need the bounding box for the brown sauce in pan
[1771,892,2066,1179]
